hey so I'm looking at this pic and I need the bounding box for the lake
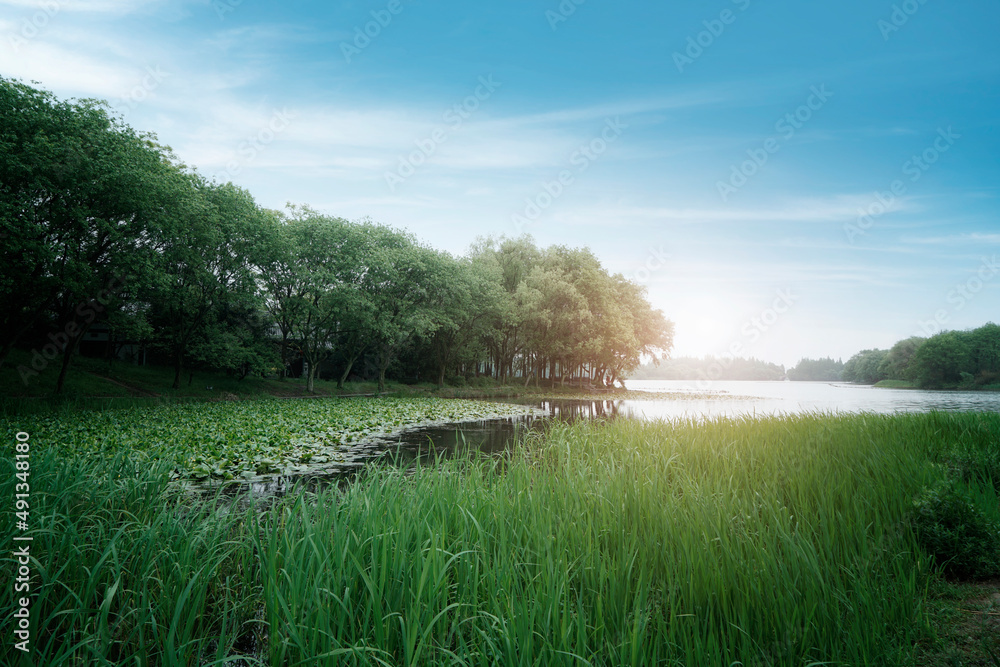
[388,380,1000,464]
[214,381,1000,501]
[622,379,1000,418]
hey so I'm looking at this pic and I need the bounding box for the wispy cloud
[902,233,1000,245]
[536,195,917,227]
[0,0,168,13]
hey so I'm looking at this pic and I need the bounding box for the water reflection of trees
[537,399,622,421]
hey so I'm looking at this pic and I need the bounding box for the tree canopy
[839,324,1000,389]
[1,78,674,392]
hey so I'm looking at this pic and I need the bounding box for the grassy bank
[873,378,1000,392]
[0,348,446,405]
[0,349,670,414]
[2,412,998,665]
[874,379,919,389]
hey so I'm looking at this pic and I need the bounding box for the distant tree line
[787,357,845,382]
[842,324,1000,389]
[0,77,674,393]
[630,356,785,381]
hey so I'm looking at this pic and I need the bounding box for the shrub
[910,478,1000,579]
[448,375,467,387]
[467,376,497,388]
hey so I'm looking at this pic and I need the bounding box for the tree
[842,349,889,384]
[911,331,973,389]
[419,253,500,387]
[0,77,182,392]
[468,236,541,382]
[361,224,440,393]
[606,278,674,387]
[788,358,845,381]
[878,337,925,381]
[281,212,372,394]
[146,179,269,390]
[969,323,1000,379]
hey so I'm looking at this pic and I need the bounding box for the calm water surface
[622,380,1000,419]
[212,382,999,500]
[393,380,999,461]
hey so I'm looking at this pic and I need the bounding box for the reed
[3,411,997,665]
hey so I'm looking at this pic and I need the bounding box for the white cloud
[0,40,135,97]
[902,233,1000,245]
[0,0,173,12]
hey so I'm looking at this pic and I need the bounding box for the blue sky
[2,0,998,367]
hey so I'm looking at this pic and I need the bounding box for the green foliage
[0,449,263,665]
[3,410,999,664]
[842,348,889,384]
[0,76,185,391]
[910,478,1000,580]
[788,356,844,381]
[0,397,532,480]
[879,337,926,381]
[10,411,999,665]
[912,332,973,388]
[632,355,786,381]
[1,81,673,396]
[874,379,917,389]
[469,237,673,388]
[872,324,1000,390]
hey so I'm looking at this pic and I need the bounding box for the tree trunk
[279,332,289,380]
[54,323,88,395]
[378,366,387,394]
[306,362,316,393]
[438,362,446,388]
[172,349,183,390]
[337,355,357,390]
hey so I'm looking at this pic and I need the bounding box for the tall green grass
[3,411,997,665]
[0,449,264,665]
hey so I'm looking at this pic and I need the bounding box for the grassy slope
[1,348,392,400]
[875,379,919,389]
[0,349,658,414]
[2,411,998,665]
